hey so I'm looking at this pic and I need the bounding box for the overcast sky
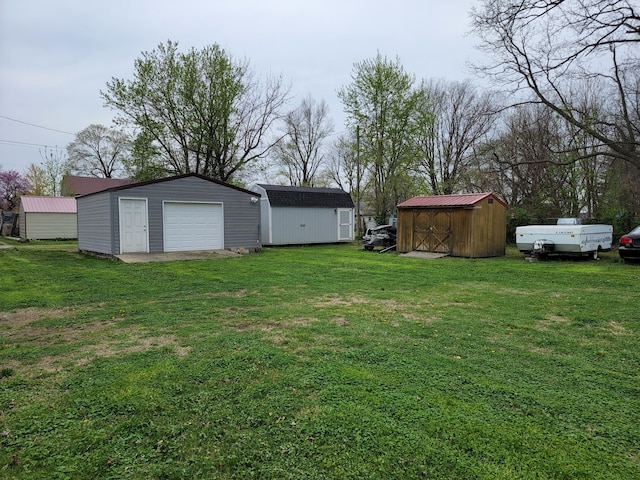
[0,0,479,174]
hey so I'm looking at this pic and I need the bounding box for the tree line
[5,1,639,237]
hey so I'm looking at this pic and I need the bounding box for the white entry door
[337,209,353,241]
[119,198,148,253]
[163,202,223,252]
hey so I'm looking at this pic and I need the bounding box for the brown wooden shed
[396,193,507,258]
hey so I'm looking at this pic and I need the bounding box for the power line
[0,115,76,135]
[0,139,67,151]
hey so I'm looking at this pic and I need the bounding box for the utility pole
[356,125,362,237]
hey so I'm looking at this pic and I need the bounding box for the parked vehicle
[516,218,613,259]
[618,226,640,263]
[362,224,396,252]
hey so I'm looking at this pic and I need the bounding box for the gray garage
[76,174,261,255]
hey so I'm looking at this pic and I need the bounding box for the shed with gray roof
[253,184,354,246]
[76,174,261,256]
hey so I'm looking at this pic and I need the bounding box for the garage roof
[397,193,507,209]
[21,196,77,213]
[257,184,354,208]
[77,173,260,198]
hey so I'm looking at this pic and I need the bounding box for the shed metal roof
[21,196,77,213]
[397,193,507,209]
[257,184,354,208]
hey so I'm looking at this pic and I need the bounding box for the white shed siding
[21,213,77,240]
[269,207,342,245]
[254,184,355,246]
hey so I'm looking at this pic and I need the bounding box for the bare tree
[471,0,640,169]
[66,124,130,178]
[468,99,615,220]
[40,147,68,195]
[414,79,497,194]
[326,132,369,234]
[272,96,334,186]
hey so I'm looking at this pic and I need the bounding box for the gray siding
[77,191,112,253]
[77,175,261,255]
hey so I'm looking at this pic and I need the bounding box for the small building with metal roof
[253,184,355,246]
[18,196,78,240]
[396,193,507,258]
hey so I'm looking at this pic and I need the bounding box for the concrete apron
[400,251,448,259]
[115,249,240,263]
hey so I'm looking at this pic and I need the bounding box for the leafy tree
[102,40,290,182]
[125,130,167,181]
[272,96,333,186]
[0,170,30,210]
[23,164,48,196]
[471,0,640,170]
[66,124,130,178]
[338,53,425,223]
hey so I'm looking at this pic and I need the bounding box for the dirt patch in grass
[314,294,370,307]
[536,314,571,331]
[605,321,629,336]
[0,307,75,329]
[332,317,350,327]
[206,289,248,298]
[1,307,191,376]
[73,333,191,366]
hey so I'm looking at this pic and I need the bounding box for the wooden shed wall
[397,197,506,257]
[473,196,506,257]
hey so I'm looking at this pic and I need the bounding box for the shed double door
[413,210,451,253]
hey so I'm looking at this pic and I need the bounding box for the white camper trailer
[516,218,613,259]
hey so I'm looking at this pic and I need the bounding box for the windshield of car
[630,226,640,235]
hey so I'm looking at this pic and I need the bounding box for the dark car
[618,226,640,263]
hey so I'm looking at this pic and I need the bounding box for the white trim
[337,208,354,241]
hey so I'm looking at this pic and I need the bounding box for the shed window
[488,198,494,204]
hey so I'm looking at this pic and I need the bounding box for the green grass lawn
[1,243,638,479]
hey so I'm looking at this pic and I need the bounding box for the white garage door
[163,202,223,252]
